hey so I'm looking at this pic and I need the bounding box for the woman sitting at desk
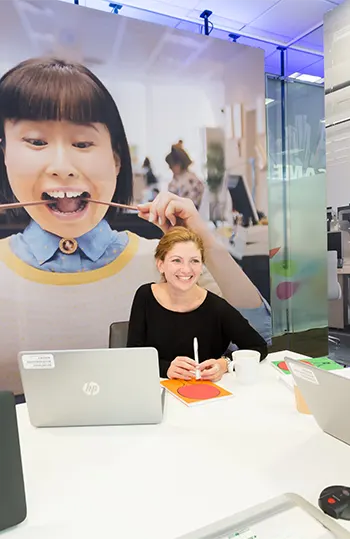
[127,227,267,380]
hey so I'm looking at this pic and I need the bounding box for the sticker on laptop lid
[289,363,319,385]
[22,354,55,370]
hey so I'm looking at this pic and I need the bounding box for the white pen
[193,337,201,380]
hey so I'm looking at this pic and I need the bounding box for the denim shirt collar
[21,219,117,264]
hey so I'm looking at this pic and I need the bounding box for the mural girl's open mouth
[41,190,91,217]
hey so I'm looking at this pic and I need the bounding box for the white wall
[327,158,350,211]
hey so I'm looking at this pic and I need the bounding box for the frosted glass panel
[288,171,328,332]
[266,78,288,337]
[267,76,328,352]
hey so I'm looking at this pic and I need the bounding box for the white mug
[232,349,260,384]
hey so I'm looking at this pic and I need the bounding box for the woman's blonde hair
[155,226,205,263]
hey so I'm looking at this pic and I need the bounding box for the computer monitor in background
[337,205,350,223]
[327,231,343,268]
[227,175,259,227]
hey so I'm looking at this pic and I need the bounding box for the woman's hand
[199,358,227,382]
[167,356,197,380]
[138,192,208,237]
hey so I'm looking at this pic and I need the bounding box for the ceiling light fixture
[297,74,323,83]
[289,72,323,83]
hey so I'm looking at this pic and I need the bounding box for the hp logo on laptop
[82,382,100,396]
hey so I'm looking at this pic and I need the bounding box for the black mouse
[319,486,350,520]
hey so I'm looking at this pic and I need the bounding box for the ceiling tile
[249,0,339,41]
[298,58,324,77]
[294,26,324,51]
[238,25,290,42]
[285,48,323,75]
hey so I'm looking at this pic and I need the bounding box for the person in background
[141,157,159,203]
[127,227,268,380]
[142,157,158,187]
[166,142,204,210]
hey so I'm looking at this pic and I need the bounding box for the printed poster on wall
[0,0,271,393]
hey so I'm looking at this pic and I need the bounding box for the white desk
[7,350,350,538]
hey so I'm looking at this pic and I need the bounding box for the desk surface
[8,350,350,539]
[215,224,268,259]
[337,263,350,275]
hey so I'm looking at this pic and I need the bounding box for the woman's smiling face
[3,119,119,238]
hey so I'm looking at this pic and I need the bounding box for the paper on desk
[160,379,233,407]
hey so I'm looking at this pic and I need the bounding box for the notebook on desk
[161,379,233,407]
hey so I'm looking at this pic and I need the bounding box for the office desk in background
[11,351,350,538]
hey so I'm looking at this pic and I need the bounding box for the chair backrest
[328,250,342,301]
[109,321,129,348]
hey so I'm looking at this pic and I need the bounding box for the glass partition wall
[267,72,328,356]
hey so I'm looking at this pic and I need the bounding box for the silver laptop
[18,348,164,428]
[286,357,350,445]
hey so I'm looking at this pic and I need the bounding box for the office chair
[109,321,129,349]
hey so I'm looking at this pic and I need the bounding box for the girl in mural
[0,57,271,394]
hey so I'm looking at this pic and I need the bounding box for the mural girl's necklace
[59,238,78,255]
